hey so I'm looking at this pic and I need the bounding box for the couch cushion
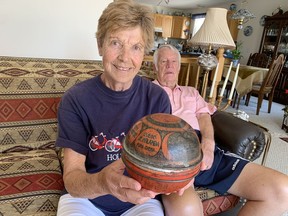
[0,120,58,154]
[0,149,64,216]
[212,111,266,161]
[196,187,239,215]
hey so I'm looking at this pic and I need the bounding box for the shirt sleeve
[193,88,217,117]
[56,91,90,155]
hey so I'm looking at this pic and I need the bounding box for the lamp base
[197,53,218,71]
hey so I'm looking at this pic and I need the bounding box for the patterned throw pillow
[0,149,64,216]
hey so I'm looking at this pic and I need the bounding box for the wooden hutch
[259,11,288,104]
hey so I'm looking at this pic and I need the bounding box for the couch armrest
[211,111,269,161]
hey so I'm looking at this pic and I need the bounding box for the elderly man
[153,44,288,216]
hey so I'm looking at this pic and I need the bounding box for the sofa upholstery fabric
[0,149,63,215]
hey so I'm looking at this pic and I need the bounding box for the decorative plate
[244,26,253,36]
[260,15,268,26]
[229,3,237,11]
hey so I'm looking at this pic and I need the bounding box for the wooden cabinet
[227,10,239,41]
[275,70,288,104]
[171,16,183,38]
[154,12,236,40]
[153,13,171,35]
[154,13,163,29]
[154,14,191,39]
[171,16,191,39]
[162,15,173,38]
[259,11,288,104]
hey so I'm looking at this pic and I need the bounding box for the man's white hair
[153,44,181,71]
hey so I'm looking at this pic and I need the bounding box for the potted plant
[231,41,243,66]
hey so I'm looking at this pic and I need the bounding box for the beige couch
[0,56,269,215]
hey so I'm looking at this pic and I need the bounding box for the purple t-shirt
[56,75,171,215]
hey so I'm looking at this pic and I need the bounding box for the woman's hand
[98,159,160,204]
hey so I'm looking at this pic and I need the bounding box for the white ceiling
[135,0,237,10]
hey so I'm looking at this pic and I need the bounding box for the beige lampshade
[189,8,235,49]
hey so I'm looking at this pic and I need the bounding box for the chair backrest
[259,54,285,93]
[247,53,271,68]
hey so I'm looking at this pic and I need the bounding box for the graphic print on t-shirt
[89,132,125,153]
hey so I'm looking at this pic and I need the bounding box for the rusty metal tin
[122,113,203,193]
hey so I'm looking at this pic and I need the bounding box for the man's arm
[197,113,215,170]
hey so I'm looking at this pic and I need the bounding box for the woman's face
[98,26,145,91]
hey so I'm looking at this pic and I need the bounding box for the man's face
[98,26,145,90]
[155,47,180,86]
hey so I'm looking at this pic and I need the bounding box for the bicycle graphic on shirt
[89,132,125,152]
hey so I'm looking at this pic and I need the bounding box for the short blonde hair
[96,0,154,54]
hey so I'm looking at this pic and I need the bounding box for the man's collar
[174,84,181,91]
[153,79,181,91]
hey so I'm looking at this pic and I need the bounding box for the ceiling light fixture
[231,1,255,30]
[157,0,169,6]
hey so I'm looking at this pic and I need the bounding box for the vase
[232,59,239,67]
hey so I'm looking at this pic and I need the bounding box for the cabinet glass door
[263,22,281,57]
[278,24,288,68]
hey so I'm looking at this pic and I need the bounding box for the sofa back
[0,56,104,153]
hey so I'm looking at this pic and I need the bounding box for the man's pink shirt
[153,80,217,131]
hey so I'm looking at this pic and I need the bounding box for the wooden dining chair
[247,53,271,68]
[237,54,285,115]
[233,53,271,107]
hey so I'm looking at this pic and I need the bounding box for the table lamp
[188,8,235,106]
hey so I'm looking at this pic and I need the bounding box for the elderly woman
[56,1,201,215]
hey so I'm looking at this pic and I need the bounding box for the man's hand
[200,140,214,171]
[164,178,195,196]
[197,113,215,171]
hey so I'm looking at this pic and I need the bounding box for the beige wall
[0,0,112,60]
[0,0,287,62]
